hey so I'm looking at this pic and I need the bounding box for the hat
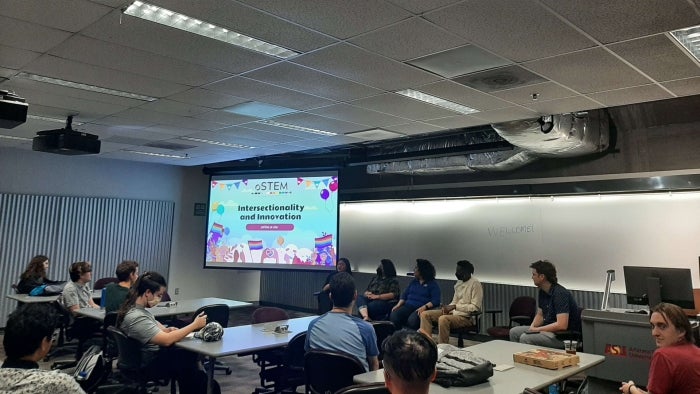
[194,322,224,342]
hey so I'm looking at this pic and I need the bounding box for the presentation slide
[205,170,339,271]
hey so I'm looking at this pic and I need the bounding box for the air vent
[144,141,196,150]
[452,65,547,93]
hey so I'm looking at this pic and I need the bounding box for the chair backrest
[252,306,289,324]
[284,331,307,369]
[193,304,230,328]
[102,312,119,359]
[370,321,395,360]
[305,350,366,394]
[160,291,172,302]
[94,277,119,290]
[107,326,144,371]
[335,383,390,394]
[509,296,537,326]
[11,283,18,293]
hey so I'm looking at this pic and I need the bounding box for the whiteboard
[339,192,700,293]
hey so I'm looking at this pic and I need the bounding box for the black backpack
[73,345,109,392]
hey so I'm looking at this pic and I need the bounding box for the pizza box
[513,348,580,370]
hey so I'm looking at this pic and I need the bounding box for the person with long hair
[390,259,441,330]
[357,259,400,321]
[620,303,700,394]
[117,272,213,394]
[317,257,352,314]
[16,255,65,295]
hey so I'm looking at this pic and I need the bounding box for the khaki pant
[419,310,473,344]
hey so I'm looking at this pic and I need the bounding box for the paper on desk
[185,332,195,338]
[493,364,514,372]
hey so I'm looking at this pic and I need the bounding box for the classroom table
[175,315,317,394]
[354,340,606,393]
[75,297,252,321]
[7,289,101,304]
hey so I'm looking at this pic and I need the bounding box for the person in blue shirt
[390,259,441,329]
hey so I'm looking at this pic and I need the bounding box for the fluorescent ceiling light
[224,101,297,118]
[123,150,189,159]
[16,72,156,101]
[395,89,479,115]
[346,128,404,141]
[256,120,337,136]
[123,1,299,59]
[670,25,700,61]
[180,136,254,149]
[0,134,32,141]
[27,114,84,126]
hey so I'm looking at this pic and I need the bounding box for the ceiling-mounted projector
[32,115,101,155]
[0,90,28,129]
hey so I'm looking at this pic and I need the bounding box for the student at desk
[620,303,700,394]
[103,260,139,313]
[16,255,66,295]
[117,272,216,394]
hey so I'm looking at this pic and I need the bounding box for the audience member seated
[419,260,483,344]
[620,303,700,394]
[117,271,215,394]
[382,329,437,394]
[510,260,580,348]
[16,254,66,295]
[306,272,379,372]
[390,259,441,330]
[60,261,102,357]
[104,260,139,313]
[358,259,400,321]
[0,303,86,393]
[318,257,352,314]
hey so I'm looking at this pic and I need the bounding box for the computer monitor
[623,266,695,309]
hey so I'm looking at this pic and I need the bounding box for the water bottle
[100,288,106,309]
[548,383,559,394]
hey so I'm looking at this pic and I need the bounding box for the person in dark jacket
[16,255,65,295]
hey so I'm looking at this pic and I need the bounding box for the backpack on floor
[74,345,109,392]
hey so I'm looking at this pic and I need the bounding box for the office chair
[192,304,232,375]
[305,350,366,394]
[94,277,119,290]
[554,306,585,351]
[486,296,537,339]
[256,331,307,393]
[250,306,291,388]
[335,383,390,394]
[451,311,482,347]
[370,321,395,362]
[107,326,175,394]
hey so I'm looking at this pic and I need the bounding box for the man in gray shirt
[60,261,100,358]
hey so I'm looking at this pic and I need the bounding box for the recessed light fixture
[16,72,157,101]
[256,120,337,136]
[123,150,189,159]
[670,25,700,61]
[180,136,253,149]
[395,89,479,115]
[27,114,84,126]
[0,134,32,141]
[224,101,297,119]
[123,1,299,59]
[345,128,404,141]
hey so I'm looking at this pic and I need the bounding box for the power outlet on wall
[174,288,179,295]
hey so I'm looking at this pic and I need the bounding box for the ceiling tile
[541,0,700,44]
[138,99,211,117]
[587,85,674,107]
[608,34,700,82]
[237,0,412,39]
[215,126,299,142]
[267,113,367,134]
[472,107,538,123]
[194,110,258,126]
[523,95,603,115]
[308,104,410,127]
[0,44,40,69]
[662,77,700,97]
[384,121,447,135]
[243,63,382,101]
[49,35,233,87]
[452,65,548,93]
[204,77,336,110]
[421,115,486,129]
[293,43,440,90]
[213,129,303,145]
[425,0,596,62]
[351,93,459,120]
[0,15,72,53]
[491,82,579,105]
[141,125,204,137]
[0,0,111,32]
[349,18,467,61]
[167,88,249,109]
[416,80,513,111]
[408,45,511,78]
[82,10,277,74]
[150,0,336,52]
[23,55,191,98]
[91,116,157,130]
[113,108,225,131]
[387,0,462,14]
[3,78,145,107]
[524,48,651,94]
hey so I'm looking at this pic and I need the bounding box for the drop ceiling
[0,0,699,166]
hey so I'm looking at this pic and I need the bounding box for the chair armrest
[484,309,502,327]
[313,291,320,296]
[553,330,580,340]
[511,316,534,326]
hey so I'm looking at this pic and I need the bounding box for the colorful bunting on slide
[211,181,218,188]
[248,240,263,250]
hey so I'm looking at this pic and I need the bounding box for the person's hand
[619,380,636,394]
[416,305,427,315]
[364,291,371,297]
[442,305,455,314]
[193,312,207,329]
[391,304,400,312]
